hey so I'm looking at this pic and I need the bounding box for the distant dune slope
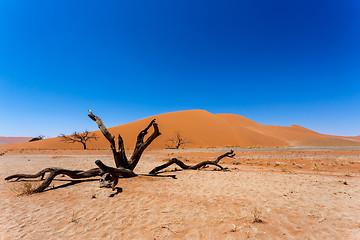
[1,110,360,150]
[216,114,360,147]
[344,135,360,141]
[0,137,32,145]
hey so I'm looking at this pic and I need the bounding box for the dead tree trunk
[149,150,235,174]
[88,111,161,171]
[5,110,161,193]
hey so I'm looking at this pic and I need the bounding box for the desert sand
[1,110,360,151]
[1,147,360,239]
[1,110,360,239]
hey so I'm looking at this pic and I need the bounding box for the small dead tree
[166,131,191,149]
[59,131,98,150]
[149,150,235,174]
[29,135,45,142]
[5,110,161,193]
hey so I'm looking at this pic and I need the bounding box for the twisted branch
[149,150,235,174]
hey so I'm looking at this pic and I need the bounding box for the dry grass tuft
[70,211,79,223]
[251,207,263,223]
[13,181,38,195]
[313,163,319,171]
[231,160,241,165]
[344,172,352,177]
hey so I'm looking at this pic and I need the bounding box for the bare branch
[6,168,103,193]
[215,150,235,164]
[88,110,116,153]
[149,151,235,174]
[129,120,161,170]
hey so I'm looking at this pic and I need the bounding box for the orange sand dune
[345,135,360,141]
[1,110,360,150]
[0,137,32,145]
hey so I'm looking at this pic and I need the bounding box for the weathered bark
[88,110,161,171]
[95,160,137,189]
[5,111,161,193]
[6,168,103,193]
[149,150,235,174]
[128,119,161,170]
[88,110,123,167]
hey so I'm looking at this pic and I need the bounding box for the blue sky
[0,0,359,137]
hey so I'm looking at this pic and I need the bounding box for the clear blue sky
[0,0,359,137]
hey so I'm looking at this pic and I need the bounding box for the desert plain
[1,147,360,240]
[1,110,360,239]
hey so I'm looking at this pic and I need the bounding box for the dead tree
[29,135,45,142]
[59,131,98,150]
[5,110,161,193]
[149,150,235,174]
[166,131,191,149]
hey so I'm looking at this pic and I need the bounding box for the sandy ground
[1,147,360,239]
